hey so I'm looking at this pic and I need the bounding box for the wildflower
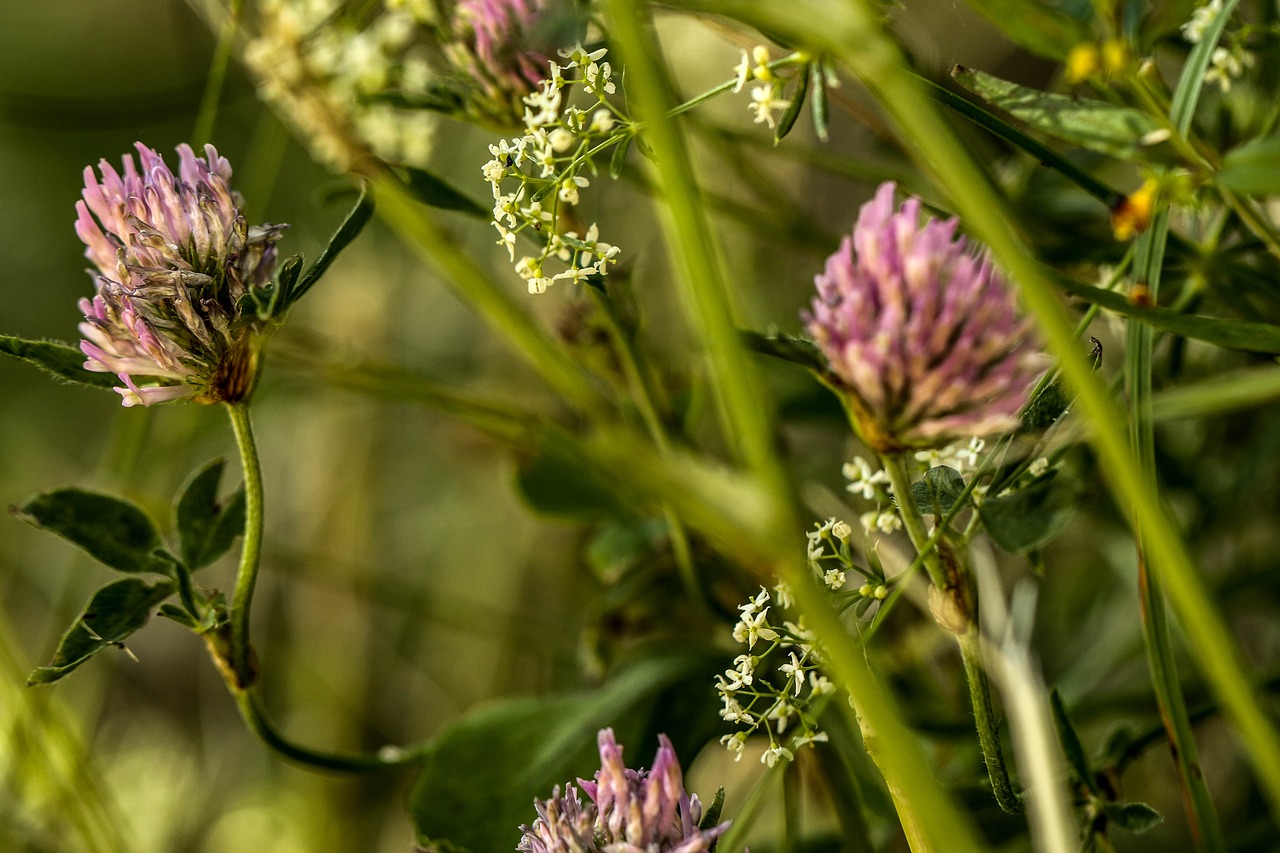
[762,745,793,767]
[76,143,285,407]
[748,84,790,128]
[1111,177,1158,241]
[518,729,729,853]
[1182,0,1224,44]
[804,182,1043,452]
[1205,42,1254,91]
[843,456,889,500]
[1064,44,1100,84]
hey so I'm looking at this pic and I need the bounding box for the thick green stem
[882,454,1022,813]
[227,402,265,688]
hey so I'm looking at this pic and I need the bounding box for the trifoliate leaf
[17,488,171,574]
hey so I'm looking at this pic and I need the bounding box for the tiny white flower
[809,672,834,695]
[549,128,576,153]
[585,61,616,95]
[749,84,789,129]
[558,175,589,204]
[590,108,615,134]
[773,581,794,609]
[1028,457,1050,477]
[750,45,774,81]
[492,222,517,261]
[732,50,751,93]
[779,652,804,696]
[843,456,889,500]
[831,519,853,541]
[720,732,748,761]
[823,568,846,590]
[1181,0,1223,44]
[761,745,794,767]
[793,731,829,749]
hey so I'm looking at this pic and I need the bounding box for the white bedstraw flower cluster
[483,45,624,294]
[914,437,985,473]
[842,457,903,534]
[1205,42,1255,91]
[1182,0,1224,43]
[1181,0,1254,91]
[717,521,888,764]
[245,0,438,170]
[732,45,792,129]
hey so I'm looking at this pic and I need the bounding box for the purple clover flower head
[75,142,285,407]
[447,0,565,128]
[804,182,1044,453]
[517,728,728,853]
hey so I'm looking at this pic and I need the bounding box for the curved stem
[232,689,428,772]
[223,401,434,772]
[882,453,1022,813]
[227,402,265,688]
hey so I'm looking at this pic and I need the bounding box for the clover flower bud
[804,182,1043,452]
[75,143,285,407]
[517,728,729,853]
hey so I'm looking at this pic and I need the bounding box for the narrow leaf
[18,488,171,574]
[952,66,1173,163]
[1051,270,1280,353]
[1050,690,1100,796]
[809,63,829,142]
[774,62,810,144]
[699,787,726,830]
[28,578,175,684]
[282,183,376,309]
[174,459,246,569]
[402,167,488,218]
[0,335,118,390]
[610,134,632,179]
[741,330,833,377]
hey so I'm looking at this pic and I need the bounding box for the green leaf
[909,466,966,515]
[809,64,829,143]
[280,183,376,311]
[516,441,628,518]
[741,330,832,377]
[699,786,726,830]
[174,459,246,569]
[28,578,175,684]
[402,167,488,219]
[978,472,1079,553]
[0,335,119,390]
[775,62,810,144]
[609,134,633,179]
[952,67,1173,163]
[1050,690,1100,796]
[956,0,1089,61]
[409,652,717,852]
[1051,270,1280,353]
[17,488,171,574]
[1219,138,1280,195]
[1101,800,1164,833]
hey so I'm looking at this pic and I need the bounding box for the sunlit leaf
[952,67,1173,163]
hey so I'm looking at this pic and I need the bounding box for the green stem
[192,0,242,145]
[233,689,427,772]
[882,454,1022,814]
[1129,207,1225,853]
[223,401,435,772]
[370,173,605,413]
[227,401,265,688]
